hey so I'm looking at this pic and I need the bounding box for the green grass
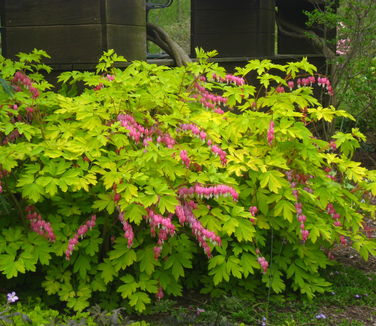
[139,263,376,326]
[1,262,374,325]
[148,0,191,55]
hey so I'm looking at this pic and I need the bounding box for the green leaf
[208,255,229,285]
[129,292,151,312]
[109,242,137,272]
[164,253,191,280]
[117,274,138,298]
[92,193,116,214]
[138,247,159,275]
[98,259,117,284]
[73,254,91,279]
[138,273,158,293]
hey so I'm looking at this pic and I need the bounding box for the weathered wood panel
[2,0,146,27]
[191,0,275,57]
[3,24,146,63]
[4,25,103,63]
[193,10,274,35]
[192,0,272,10]
[2,0,101,26]
[0,0,147,64]
[193,33,274,58]
[106,25,146,61]
[106,0,146,26]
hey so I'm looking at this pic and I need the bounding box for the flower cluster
[12,71,39,98]
[118,114,150,143]
[180,150,190,168]
[178,123,227,165]
[118,211,134,248]
[285,171,315,242]
[117,114,176,148]
[317,76,334,96]
[65,215,96,260]
[175,202,221,257]
[267,120,275,146]
[336,22,350,55]
[144,208,176,259]
[178,184,239,201]
[326,203,342,227]
[25,206,56,242]
[249,206,258,224]
[156,133,176,148]
[277,75,334,96]
[257,256,269,274]
[193,79,227,114]
[212,73,245,86]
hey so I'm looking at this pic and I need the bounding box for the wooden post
[0,0,146,68]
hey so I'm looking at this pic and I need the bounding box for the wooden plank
[191,0,275,57]
[2,0,101,26]
[3,24,147,63]
[107,25,146,61]
[106,0,146,26]
[192,9,274,35]
[2,0,146,27]
[192,0,263,10]
[3,25,103,63]
[192,32,274,57]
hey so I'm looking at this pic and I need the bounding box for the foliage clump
[0,49,375,312]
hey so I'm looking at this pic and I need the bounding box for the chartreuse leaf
[226,255,242,278]
[273,200,295,223]
[21,183,44,202]
[240,253,259,277]
[259,170,285,193]
[0,253,18,278]
[352,236,376,261]
[158,195,179,214]
[234,218,255,242]
[124,203,147,224]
